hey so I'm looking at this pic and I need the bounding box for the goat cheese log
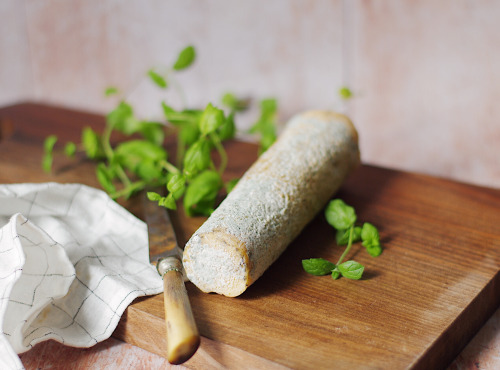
[183,111,360,297]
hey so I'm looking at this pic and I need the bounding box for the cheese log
[183,111,360,297]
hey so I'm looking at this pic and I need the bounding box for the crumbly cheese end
[182,231,249,297]
[183,111,359,297]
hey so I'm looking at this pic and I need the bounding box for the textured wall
[1,0,499,188]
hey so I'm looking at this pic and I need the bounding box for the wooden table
[1,103,500,369]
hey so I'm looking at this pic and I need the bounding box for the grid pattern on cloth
[0,183,163,369]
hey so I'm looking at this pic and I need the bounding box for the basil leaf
[147,191,162,202]
[64,142,76,157]
[218,113,236,141]
[361,222,380,248]
[183,170,222,216]
[338,260,364,280]
[302,258,336,276]
[366,244,383,257]
[183,139,211,177]
[199,103,225,136]
[167,173,186,199]
[106,101,135,133]
[96,163,116,194]
[260,98,277,118]
[325,199,357,230]
[114,140,167,181]
[221,92,249,112]
[179,123,201,146]
[148,69,167,88]
[136,161,162,182]
[162,103,201,125]
[249,98,278,154]
[339,86,353,100]
[138,121,165,146]
[82,127,103,159]
[259,125,277,153]
[163,193,177,210]
[173,45,196,70]
[43,135,57,153]
[114,139,167,163]
[42,135,57,173]
[105,87,119,96]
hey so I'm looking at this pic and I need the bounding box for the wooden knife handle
[159,257,200,364]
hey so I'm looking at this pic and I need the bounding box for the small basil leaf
[139,121,165,146]
[64,142,76,157]
[338,260,364,280]
[43,135,57,153]
[96,163,116,195]
[136,161,162,182]
[325,199,357,230]
[173,45,196,70]
[183,170,222,216]
[167,173,186,199]
[260,98,278,117]
[106,101,135,132]
[366,244,383,257]
[148,69,167,88]
[331,269,341,280]
[105,87,119,96]
[161,103,201,125]
[248,98,278,154]
[179,123,201,146]
[199,103,225,136]
[302,258,336,276]
[183,139,211,177]
[221,92,250,112]
[42,135,57,173]
[163,193,177,210]
[259,126,277,154]
[339,86,353,100]
[114,140,167,181]
[218,113,236,141]
[361,222,380,248]
[82,127,103,159]
[147,191,162,202]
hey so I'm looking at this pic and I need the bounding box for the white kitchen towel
[0,183,163,370]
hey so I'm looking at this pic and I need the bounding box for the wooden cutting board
[1,103,499,369]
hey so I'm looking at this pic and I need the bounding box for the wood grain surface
[1,103,499,369]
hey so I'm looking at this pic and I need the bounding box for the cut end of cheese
[183,229,250,297]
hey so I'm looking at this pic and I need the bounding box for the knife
[142,192,200,364]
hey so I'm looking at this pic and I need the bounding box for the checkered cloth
[0,183,163,370]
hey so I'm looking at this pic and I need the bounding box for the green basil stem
[336,224,355,266]
[109,180,147,200]
[160,159,180,174]
[209,132,228,175]
[102,124,132,187]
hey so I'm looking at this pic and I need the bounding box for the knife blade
[142,192,200,365]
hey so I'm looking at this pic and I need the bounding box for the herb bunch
[42,45,278,217]
[302,199,382,280]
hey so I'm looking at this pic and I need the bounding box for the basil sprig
[42,45,278,217]
[302,199,382,281]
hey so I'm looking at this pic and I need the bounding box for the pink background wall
[1,0,499,189]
